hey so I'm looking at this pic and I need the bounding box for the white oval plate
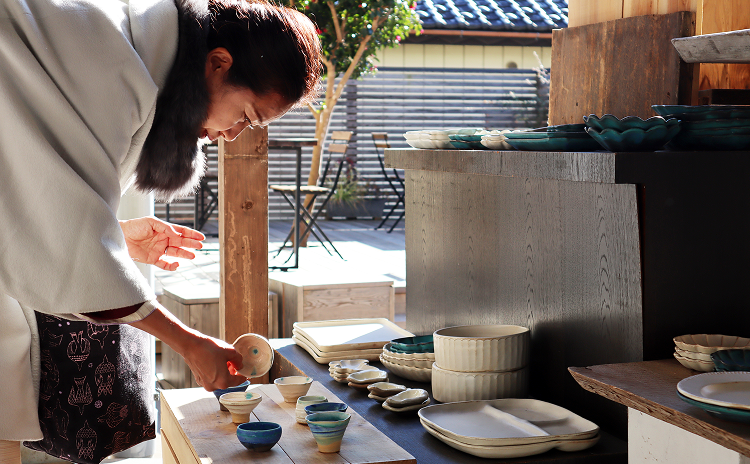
[677,372,750,411]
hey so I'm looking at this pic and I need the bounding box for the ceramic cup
[212,380,251,411]
[306,411,351,453]
[219,392,262,423]
[295,395,327,424]
[274,376,313,403]
[236,422,282,452]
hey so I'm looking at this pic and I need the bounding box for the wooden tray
[160,381,416,464]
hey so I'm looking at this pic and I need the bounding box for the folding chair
[372,132,405,233]
[269,131,353,260]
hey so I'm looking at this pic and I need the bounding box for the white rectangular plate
[292,336,383,364]
[293,318,413,352]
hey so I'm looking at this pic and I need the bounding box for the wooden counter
[386,148,750,436]
[569,359,750,457]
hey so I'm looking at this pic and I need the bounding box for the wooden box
[160,282,279,389]
[269,271,395,338]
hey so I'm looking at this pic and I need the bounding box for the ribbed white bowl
[434,325,529,372]
[380,355,432,382]
[381,349,435,369]
[431,363,528,403]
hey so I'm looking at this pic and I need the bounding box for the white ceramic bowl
[380,355,432,382]
[431,363,528,403]
[674,347,712,362]
[673,351,715,372]
[274,376,313,403]
[434,325,530,373]
[219,392,262,423]
[381,350,434,369]
[673,334,750,354]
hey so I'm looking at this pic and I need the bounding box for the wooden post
[218,127,269,351]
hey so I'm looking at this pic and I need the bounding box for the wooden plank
[569,360,750,458]
[623,0,696,17]
[160,383,416,464]
[568,0,623,27]
[161,432,181,464]
[675,26,750,62]
[697,0,750,90]
[549,12,695,124]
[219,127,270,350]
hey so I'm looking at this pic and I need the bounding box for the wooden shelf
[569,359,750,458]
[672,29,750,63]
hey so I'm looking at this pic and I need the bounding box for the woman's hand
[119,216,205,271]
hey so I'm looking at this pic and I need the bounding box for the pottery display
[219,391,262,423]
[236,421,282,452]
[295,395,327,424]
[233,333,274,378]
[212,380,251,411]
[306,411,352,453]
[274,376,313,403]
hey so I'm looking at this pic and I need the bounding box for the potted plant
[324,156,386,220]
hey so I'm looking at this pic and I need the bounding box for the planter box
[325,198,386,220]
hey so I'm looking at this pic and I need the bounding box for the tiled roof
[415,0,568,31]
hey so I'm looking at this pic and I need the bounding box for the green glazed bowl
[584,114,678,132]
[585,124,680,152]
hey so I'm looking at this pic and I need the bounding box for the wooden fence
[155,66,549,228]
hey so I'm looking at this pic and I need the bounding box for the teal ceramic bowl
[390,335,434,353]
[585,124,680,152]
[504,130,592,140]
[584,114,678,132]
[212,380,251,411]
[304,402,349,415]
[236,422,282,452]
[711,349,750,372]
[505,136,602,152]
[679,118,750,131]
[448,134,485,149]
[543,123,587,133]
[306,412,351,453]
[652,104,750,121]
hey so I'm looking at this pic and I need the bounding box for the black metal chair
[269,131,353,260]
[372,132,404,232]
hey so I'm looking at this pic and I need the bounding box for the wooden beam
[219,127,269,349]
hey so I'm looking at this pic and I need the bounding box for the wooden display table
[160,381,415,464]
[570,359,750,462]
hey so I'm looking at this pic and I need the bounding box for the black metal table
[275,343,627,464]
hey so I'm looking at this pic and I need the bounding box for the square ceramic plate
[418,398,599,446]
[420,419,600,459]
[292,335,383,364]
[677,372,750,411]
[292,330,384,357]
[293,319,413,352]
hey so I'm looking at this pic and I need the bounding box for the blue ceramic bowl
[585,124,680,152]
[213,380,251,410]
[236,422,282,452]
[711,349,750,372]
[304,402,348,415]
[390,335,434,354]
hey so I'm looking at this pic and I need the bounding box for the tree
[285,0,422,203]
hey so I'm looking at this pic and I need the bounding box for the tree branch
[327,1,344,46]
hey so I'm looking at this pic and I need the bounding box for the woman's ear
[204,47,234,84]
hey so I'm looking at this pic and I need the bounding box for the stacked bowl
[404,130,454,149]
[652,104,750,151]
[380,336,435,382]
[432,325,530,403]
[673,334,750,372]
[583,114,680,152]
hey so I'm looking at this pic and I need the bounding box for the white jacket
[0,0,178,440]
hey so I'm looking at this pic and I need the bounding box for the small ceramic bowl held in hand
[306,411,352,453]
[236,422,282,452]
[219,392,262,423]
[233,333,275,379]
[274,376,313,403]
[212,380,251,411]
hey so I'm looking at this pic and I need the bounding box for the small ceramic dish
[385,389,430,408]
[673,351,715,372]
[348,381,374,390]
[274,376,313,403]
[368,393,390,402]
[347,369,388,385]
[295,396,328,424]
[583,114,676,132]
[333,364,380,376]
[219,392,262,423]
[480,137,513,150]
[675,347,712,362]
[233,334,274,379]
[711,349,750,372]
[673,334,750,354]
[332,359,371,373]
[382,397,431,413]
[236,422,282,452]
[305,402,349,415]
[212,380,251,411]
[306,412,352,453]
[367,381,407,397]
[585,124,680,152]
[390,335,435,353]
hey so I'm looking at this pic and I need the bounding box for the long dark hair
[135,0,321,199]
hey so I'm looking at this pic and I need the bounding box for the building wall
[375,44,552,69]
